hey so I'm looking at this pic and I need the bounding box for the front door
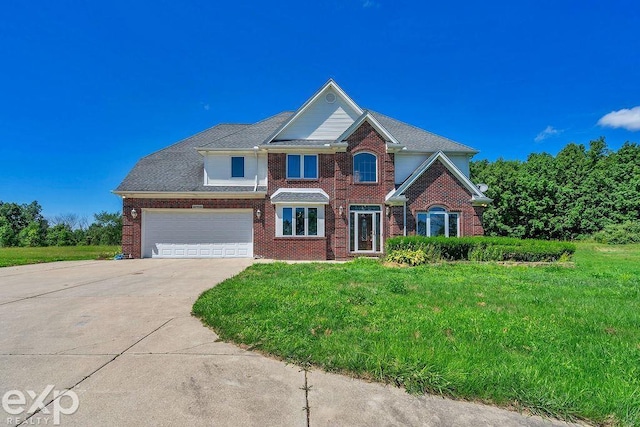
[350,206,382,253]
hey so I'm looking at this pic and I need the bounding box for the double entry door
[349,205,382,253]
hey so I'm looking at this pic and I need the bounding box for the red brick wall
[121,125,484,259]
[403,160,485,236]
[122,198,266,259]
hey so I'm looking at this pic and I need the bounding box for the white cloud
[362,0,380,8]
[534,125,561,142]
[597,106,640,131]
[200,102,210,111]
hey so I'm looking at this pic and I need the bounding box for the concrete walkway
[0,259,580,426]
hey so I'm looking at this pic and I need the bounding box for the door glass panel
[295,208,305,235]
[357,213,373,251]
[375,212,381,252]
[349,212,355,251]
[430,213,445,237]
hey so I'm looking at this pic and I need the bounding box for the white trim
[230,156,245,178]
[416,208,461,238]
[286,153,319,180]
[265,79,364,144]
[348,204,384,254]
[113,191,266,199]
[336,111,401,145]
[352,151,378,183]
[276,205,325,237]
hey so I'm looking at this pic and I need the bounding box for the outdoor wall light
[130,208,138,219]
[256,208,262,219]
[338,205,344,217]
[386,206,391,217]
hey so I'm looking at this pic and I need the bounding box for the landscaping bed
[193,243,640,426]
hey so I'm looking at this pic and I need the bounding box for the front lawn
[193,243,640,426]
[0,245,121,267]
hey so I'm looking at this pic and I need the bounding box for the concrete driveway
[0,260,579,426]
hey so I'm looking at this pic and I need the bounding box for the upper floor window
[231,156,245,178]
[287,154,318,179]
[416,207,459,237]
[353,152,377,183]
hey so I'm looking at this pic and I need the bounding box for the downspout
[253,146,259,191]
[403,202,407,236]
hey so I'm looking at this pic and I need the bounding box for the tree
[84,211,122,245]
[46,223,76,246]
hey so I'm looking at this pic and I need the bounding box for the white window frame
[353,152,378,183]
[348,205,383,253]
[276,205,324,237]
[230,156,245,178]
[416,207,460,237]
[286,154,319,180]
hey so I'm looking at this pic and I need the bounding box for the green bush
[385,236,575,265]
[592,221,640,244]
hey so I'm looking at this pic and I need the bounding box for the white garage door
[143,210,253,258]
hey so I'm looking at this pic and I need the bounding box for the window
[416,207,459,237]
[287,154,318,179]
[231,156,245,178]
[280,206,322,237]
[353,152,377,182]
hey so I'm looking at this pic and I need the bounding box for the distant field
[0,246,121,267]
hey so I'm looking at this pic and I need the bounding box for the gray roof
[116,107,477,193]
[270,191,330,204]
[369,111,478,153]
[199,112,294,149]
[115,122,269,193]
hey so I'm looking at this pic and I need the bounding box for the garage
[142,209,253,258]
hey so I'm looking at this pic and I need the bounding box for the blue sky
[1,0,639,219]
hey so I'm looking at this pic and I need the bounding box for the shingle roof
[116,123,262,192]
[270,191,330,204]
[199,112,294,149]
[369,111,478,153]
[116,107,478,193]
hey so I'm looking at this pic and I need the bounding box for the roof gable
[336,111,401,146]
[268,80,363,142]
[390,151,492,205]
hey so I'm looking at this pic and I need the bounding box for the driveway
[0,260,580,426]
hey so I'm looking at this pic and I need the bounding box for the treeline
[471,138,640,240]
[0,201,121,247]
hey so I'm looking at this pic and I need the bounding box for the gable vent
[325,92,336,103]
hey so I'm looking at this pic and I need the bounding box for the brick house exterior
[115,80,491,260]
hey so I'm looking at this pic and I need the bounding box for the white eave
[112,190,267,199]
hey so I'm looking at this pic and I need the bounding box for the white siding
[395,153,471,184]
[205,153,267,186]
[277,90,361,140]
[395,153,430,184]
[448,154,470,177]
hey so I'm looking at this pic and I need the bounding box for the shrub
[592,221,640,245]
[385,236,575,265]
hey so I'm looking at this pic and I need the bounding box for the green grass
[193,243,640,426]
[0,245,121,267]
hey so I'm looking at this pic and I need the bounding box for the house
[114,80,491,260]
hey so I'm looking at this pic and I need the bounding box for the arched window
[353,152,377,183]
[416,207,460,237]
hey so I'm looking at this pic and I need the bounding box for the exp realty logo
[2,385,79,425]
